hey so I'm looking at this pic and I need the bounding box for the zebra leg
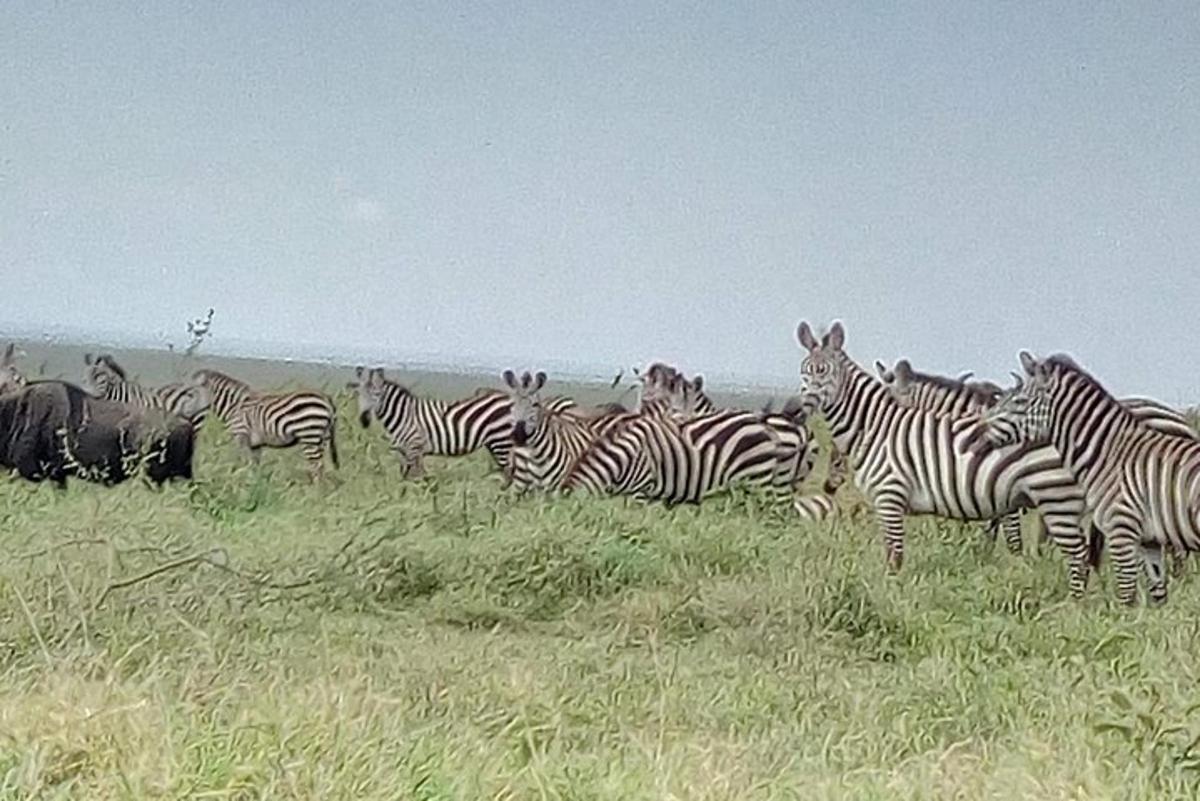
[1141,541,1168,605]
[302,444,325,480]
[1039,510,1090,599]
[872,494,907,573]
[1000,513,1023,555]
[1103,521,1142,606]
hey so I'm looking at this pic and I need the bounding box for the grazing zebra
[193,368,337,476]
[795,321,1090,596]
[979,352,1200,605]
[561,404,815,506]
[84,353,209,429]
[351,366,574,479]
[1,344,27,395]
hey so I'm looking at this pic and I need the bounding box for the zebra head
[796,320,847,414]
[83,353,126,397]
[660,373,713,419]
[503,369,547,445]
[635,362,679,409]
[980,354,1053,447]
[0,343,27,395]
[350,366,387,428]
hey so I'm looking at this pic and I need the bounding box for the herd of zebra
[3,322,1199,606]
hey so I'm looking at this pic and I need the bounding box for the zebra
[350,366,574,479]
[878,357,1199,566]
[1,344,27,395]
[873,359,1029,554]
[504,370,604,491]
[84,353,209,429]
[561,404,816,506]
[193,368,338,476]
[979,352,1200,605]
[879,358,1197,441]
[795,321,1091,597]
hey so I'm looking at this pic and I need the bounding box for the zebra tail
[328,413,340,469]
[1087,524,1105,570]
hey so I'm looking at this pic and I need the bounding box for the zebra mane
[898,363,1002,404]
[1041,353,1112,398]
[95,354,127,380]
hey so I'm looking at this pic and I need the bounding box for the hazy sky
[2,3,1198,398]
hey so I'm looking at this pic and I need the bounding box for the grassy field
[4,394,1200,800]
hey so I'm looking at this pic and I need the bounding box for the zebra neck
[1051,384,1136,496]
[823,365,890,459]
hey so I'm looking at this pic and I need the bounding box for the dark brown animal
[0,381,194,486]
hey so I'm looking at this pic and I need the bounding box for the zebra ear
[1019,351,1038,377]
[84,352,94,365]
[502,369,518,389]
[1010,371,1024,391]
[956,371,974,383]
[796,322,818,352]
[533,371,547,392]
[355,365,365,380]
[874,360,892,383]
[826,321,845,351]
[691,375,703,391]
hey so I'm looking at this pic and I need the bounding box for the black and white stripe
[505,370,600,491]
[562,406,816,506]
[981,352,1200,605]
[194,368,337,475]
[352,366,576,479]
[796,321,1091,597]
[84,354,209,429]
[879,358,1198,562]
[192,369,253,424]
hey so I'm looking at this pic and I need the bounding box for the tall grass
[2,401,1200,799]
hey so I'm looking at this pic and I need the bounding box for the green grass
[3,405,1200,800]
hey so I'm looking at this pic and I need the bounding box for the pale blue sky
[2,2,1198,398]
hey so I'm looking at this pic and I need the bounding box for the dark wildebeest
[0,381,194,486]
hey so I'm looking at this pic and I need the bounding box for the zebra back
[1118,396,1199,441]
[564,409,806,505]
[85,354,209,427]
[876,358,1002,417]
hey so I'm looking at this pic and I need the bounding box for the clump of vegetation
[3,398,1200,799]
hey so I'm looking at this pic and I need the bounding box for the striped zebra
[350,366,574,479]
[980,352,1200,605]
[1,344,27,395]
[561,404,816,506]
[505,370,604,491]
[193,368,338,476]
[84,353,209,429]
[878,357,1199,562]
[795,321,1091,596]
[879,358,1197,441]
